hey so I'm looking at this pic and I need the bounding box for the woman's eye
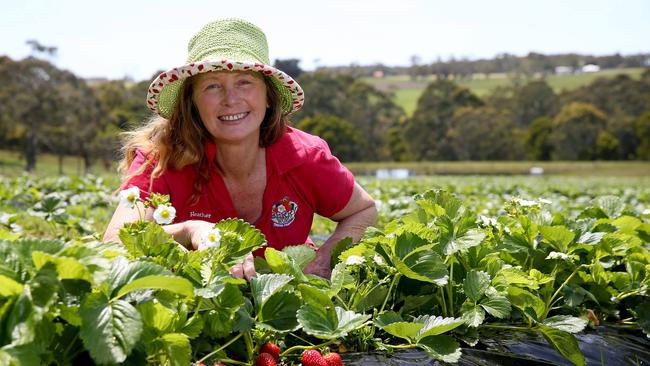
[205,83,221,90]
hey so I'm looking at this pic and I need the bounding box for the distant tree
[291,71,351,120]
[403,79,483,160]
[93,78,151,130]
[409,55,426,81]
[606,115,638,159]
[512,80,559,127]
[483,85,516,112]
[562,74,650,117]
[295,114,365,161]
[90,76,153,168]
[0,56,110,172]
[636,112,650,160]
[26,39,57,58]
[594,130,622,160]
[642,68,650,82]
[525,116,554,160]
[446,106,525,160]
[292,72,404,161]
[45,73,106,174]
[0,57,67,171]
[273,58,303,79]
[344,81,405,160]
[550,102,608,160]
[386,123,409,161]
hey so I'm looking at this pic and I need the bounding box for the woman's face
[192,71,268,145]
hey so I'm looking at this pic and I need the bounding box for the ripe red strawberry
[259,342,281,360]
[323,352,344,366]
[256,352,277,366]
[302,349,327,366]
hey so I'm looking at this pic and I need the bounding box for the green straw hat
[146,18,304,119]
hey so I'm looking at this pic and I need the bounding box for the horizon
[2,0,649,81]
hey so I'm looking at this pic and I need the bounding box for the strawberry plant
[0,175,648,365]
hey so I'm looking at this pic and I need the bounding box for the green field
[3,149,649,178]
[0,150,115,177]
[346,160,650,177]
[1,172,649,365]
[365,67,646,116]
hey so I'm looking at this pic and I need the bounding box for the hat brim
[147,59,304,119]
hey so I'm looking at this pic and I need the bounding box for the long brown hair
[119,72,287,204]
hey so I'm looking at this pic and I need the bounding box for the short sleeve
[298,142,355,218]
[120,150,169,199]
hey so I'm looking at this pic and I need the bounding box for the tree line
[0,54,649,173]
[297,69,650,162]
[323,52,650,80]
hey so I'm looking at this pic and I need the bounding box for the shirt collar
[202,127,306,175]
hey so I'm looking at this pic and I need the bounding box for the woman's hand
[304,249,332,278]
[304,182,377,279]
[184,221,256,280]
[182,220,220,250]
[229,253,256,281]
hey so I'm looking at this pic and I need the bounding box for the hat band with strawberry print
[146,18,304,119]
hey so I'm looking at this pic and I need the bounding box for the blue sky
[2,0,649,81]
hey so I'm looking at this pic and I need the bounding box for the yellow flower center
[161,210,169,218]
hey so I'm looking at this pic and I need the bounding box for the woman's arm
[103,203,196,249]
[304,181,377,278]
[103,204,257,280]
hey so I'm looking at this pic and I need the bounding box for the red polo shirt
[123,127,355,253]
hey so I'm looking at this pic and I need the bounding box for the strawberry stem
[196,332,244,364]
[280,339,336,357]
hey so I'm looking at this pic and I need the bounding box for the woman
[103,18,377,279]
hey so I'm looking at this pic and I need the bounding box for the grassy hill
[363,67,646,116]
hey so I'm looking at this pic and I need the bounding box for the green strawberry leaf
[394,249,448,286]
[418,335,462,363]
[250,273,292,311]
[265,248,308,282]
[79,292,143,364]
[282,244,317,269]
[464,270,491,302]
[297,304,370,339]
[542,315,588,333]
[461,303,485,327]
[538,325,585,366]
[257,290,301,332]
[158,333,191,366]
[115,275,193,300]
[480,296,511,319]
[414,315,465,340]
[108,258,170,298]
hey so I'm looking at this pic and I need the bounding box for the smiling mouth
[219,112,249,122]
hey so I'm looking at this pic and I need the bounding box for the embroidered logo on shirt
[271,197,298,227]
[189,211,212,219]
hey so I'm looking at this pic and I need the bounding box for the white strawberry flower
[546,251,570,260]
[373,255,385,266]
[514,198,537,207]
[345,255,365,266]
[201,228,222,249]
[477,214,497,227]
[153,204,176,225]
[119,186,140,208]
